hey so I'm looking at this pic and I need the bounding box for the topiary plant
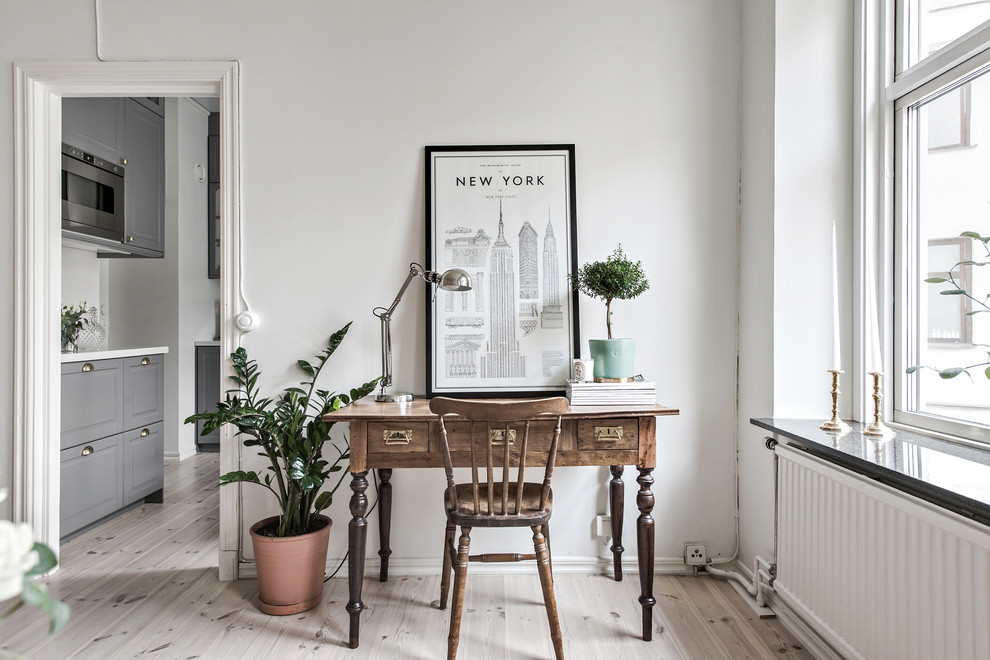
[569,245,650,339]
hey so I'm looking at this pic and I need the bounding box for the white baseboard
[165,448,198,462]
[218,550,240,581]
[237,554,696,580]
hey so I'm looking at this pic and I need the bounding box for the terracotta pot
[249,514,332,615]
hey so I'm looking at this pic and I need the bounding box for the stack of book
[565,375,656,405]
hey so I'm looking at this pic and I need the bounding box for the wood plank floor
[2,452,815,659]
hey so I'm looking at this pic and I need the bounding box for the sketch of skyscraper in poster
[426,145,579,396]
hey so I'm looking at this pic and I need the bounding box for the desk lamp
[373,263,471,402]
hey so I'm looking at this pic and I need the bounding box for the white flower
[0,520,38,602]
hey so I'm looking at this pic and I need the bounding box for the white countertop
[194,340,220,347]
[61,346,169,363]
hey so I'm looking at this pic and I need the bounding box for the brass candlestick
[820,369,850,433]
[862,371,895,438]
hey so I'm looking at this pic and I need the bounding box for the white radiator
[773,444,990,660]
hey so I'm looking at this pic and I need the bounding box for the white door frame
[13,61,245,579]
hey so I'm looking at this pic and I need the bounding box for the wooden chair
[431,396,569,660]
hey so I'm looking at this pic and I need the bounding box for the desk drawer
[577,418,638,450]
[443,421,560,453]
[368,422,429,453]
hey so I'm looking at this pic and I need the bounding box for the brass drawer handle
[594,426,624,441]
[383,430,412,445]
[81,362,94,373]
[140,428,150,437]
[140,357,150,365]
[81,445,94,456]
[490,429,516,446]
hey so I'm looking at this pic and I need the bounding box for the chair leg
[533,525,564,660]
[439,521,456,609]
[447,526,472,660]
[544,521,553,579]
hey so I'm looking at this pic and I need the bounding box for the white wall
[737,0,855,572]
[2,1,743,567]
[61,246,103,316]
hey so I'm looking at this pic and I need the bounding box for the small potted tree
[186,322,378,615]
[570,245,650,381]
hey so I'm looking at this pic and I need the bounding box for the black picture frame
[425,144,580,397]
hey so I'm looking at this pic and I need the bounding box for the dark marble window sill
[751,418,990,527]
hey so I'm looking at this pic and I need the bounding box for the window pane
[903,66,990,430]
[903,0,990,72]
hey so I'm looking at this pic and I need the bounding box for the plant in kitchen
[60,302,89,353]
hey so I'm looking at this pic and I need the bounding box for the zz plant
[186,322,378,537]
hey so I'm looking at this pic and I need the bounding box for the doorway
[13,61,245,580]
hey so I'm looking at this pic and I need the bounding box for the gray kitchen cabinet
[61,358,123,450]
[122,99,165,256]
[132,96,165,117]
[207,112,220,279]
[60,434,124,537]
[61,97,125,164]
[61,97,165,257]
[123,422,164,505]
[60,352,165,538]
[123,354,165,431]
[195,344,221,450]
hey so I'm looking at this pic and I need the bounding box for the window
[927,237,973,344]
[893,1,990,442]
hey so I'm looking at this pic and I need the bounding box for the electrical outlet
[684,543,707,566]
[594,514,611,537]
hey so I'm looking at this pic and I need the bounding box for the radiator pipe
[700,438,780,607]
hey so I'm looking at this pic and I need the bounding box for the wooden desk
[324,398,679,649]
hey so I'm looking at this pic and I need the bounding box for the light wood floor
[2,452,814,659]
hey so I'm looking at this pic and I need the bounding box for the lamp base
[375,391,413,403]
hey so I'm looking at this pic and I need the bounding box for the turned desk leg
[636,467,656,641]
[378,468,393,582]
[609,465,624,581]
[346,471,369,649]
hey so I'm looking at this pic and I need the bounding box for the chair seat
[445,483,552,527]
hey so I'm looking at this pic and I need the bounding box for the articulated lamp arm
[372,262,471,402]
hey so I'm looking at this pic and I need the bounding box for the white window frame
[886,6,990,445]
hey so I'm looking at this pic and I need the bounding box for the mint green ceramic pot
[588,338,636,380]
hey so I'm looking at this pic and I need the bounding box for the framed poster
[425,144,580,397]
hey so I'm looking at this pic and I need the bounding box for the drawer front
[61,358,124,449]
[444,421,560,453]
[576,418,639,450]
[123,421,164,506]
[123,354,165,431]
[60,433,123,537]
[368,422,429,453]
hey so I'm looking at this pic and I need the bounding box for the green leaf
[905,365,922,374]
[939,289,967,296]
[924,277,948,283]
[219,470,261,486]
[938,367,965,379]
[20,580,71,634]
[26,542,58,576]
[313,490,334,513]
[297,360,316,377]
[960,231,989,242]
[985,365,990,380]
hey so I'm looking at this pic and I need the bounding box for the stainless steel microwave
[61,143,125,247]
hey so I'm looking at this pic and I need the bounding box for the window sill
[751,417,990,526]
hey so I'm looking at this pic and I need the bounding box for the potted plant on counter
[186,322,378,615]
[570,245,650,381]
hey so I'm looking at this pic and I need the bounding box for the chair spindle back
[430,397,569,516]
